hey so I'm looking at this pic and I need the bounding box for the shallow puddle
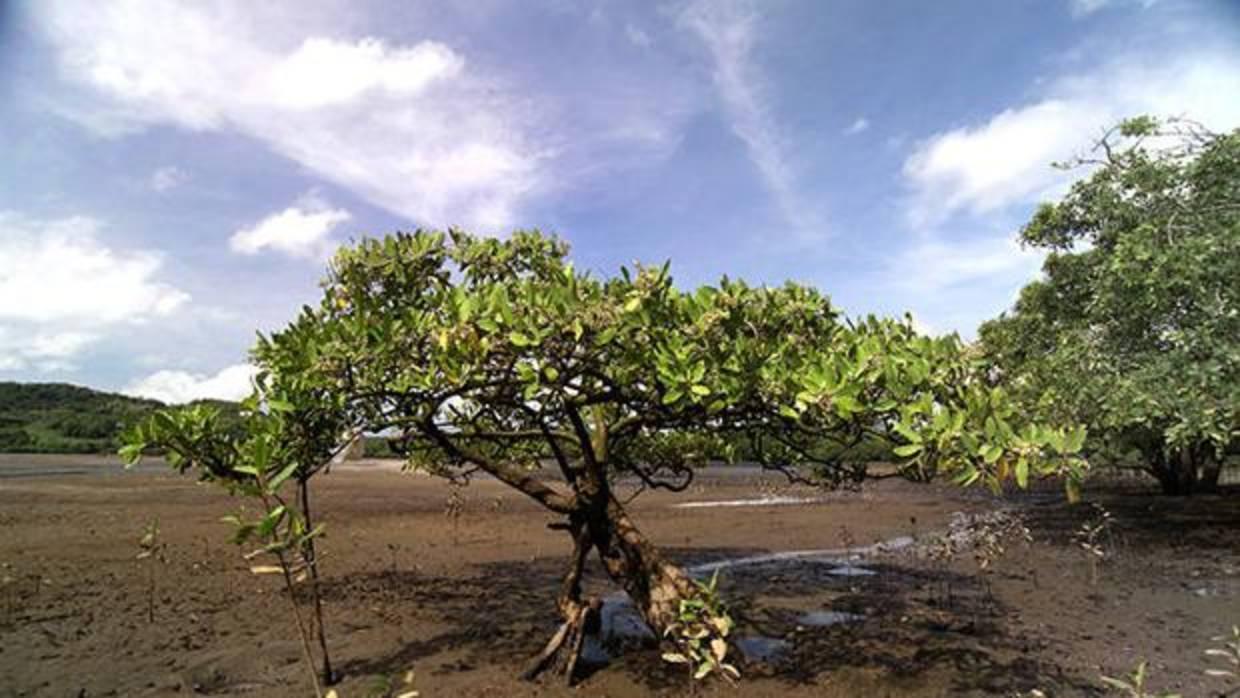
[827,563,876,577]
[798,610,863,626]
[734,635,790,663]
[674,496,823,509]
[587,531,914,663]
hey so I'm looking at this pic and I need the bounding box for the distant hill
[0,382,238,454]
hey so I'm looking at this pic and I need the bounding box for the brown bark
[523,520,601,684]
[589,494,697,635]
[524,495,697,684]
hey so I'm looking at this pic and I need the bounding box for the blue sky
[1,0,1238,403]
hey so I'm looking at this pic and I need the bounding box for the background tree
[979,117,1239,495]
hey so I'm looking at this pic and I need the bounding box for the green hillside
[0,382,239,454]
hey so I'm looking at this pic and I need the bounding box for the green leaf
[893,421,922,443]
[892,443,923,457]
[118,442,145,466]
[268,460,300,490]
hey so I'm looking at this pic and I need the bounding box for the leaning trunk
[589,494,697,635]
[526,491,699,684]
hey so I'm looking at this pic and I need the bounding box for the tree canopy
[124,228,1085,682]
[979,117,1239,494]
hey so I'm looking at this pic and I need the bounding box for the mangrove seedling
[661,571,740,683]
[1100,661,1181,698]
[135,518,168,624]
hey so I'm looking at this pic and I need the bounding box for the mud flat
[1,454,1237,696]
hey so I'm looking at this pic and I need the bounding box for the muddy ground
[1,454,1237,697]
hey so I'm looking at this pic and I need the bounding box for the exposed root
[522,520,602,685]
[522,598,601,684]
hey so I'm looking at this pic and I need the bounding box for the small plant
[661,571,740,683]
[1204,625,1240,683]
[326,668,419,698]
[925,530,961,608]
[1074,503,1114,586]
[135,518,168,623]
[445,483,465,544]
[1100,660,1181,698]
[966,511,1032,573]
[1,566,16,628]
[964,510,1032,606]
[225,475,330,697]
[386,543,401,574]
[122,390,348,697]
[839,524,857,559]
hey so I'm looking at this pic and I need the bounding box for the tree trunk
[1151,448,1201,496]
[524,493,697,684]
[1197,452,1222,493]
[589,494,697,635]
[523,521,602,684]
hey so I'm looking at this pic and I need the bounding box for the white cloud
[903,49,1240,225]
[230,196,351,259]
[1069,0,1157,18]
[149,165,187,192]
[122,363,257,404]
[0,328,97,373]
[844,117,869,135]
[890,236,1044,294]
[625,23,653,48]
[1070,0,1111,16]
[679,0,823,239]
[879,235,1046,339]
[0,213,189,325]
[261,37,463,110]
[34,2,543,231]
[0,212,189,371]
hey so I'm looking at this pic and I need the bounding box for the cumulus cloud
[0,212,189,371]
[122,363,257,404]
[34,2,542,231]
[0,328,97,373]
[1069,0,1157,18]
[149,165,188,192]
[0,214,189,324]
[261,37,463,110]
[679,0,824,239]
[903,49,1240,225]
[889,236,1044,294]
[879,234,1047,340]
[843,117,869,135]
[230,196,351,259]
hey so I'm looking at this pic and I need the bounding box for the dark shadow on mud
[1009,483,1240,554]
[318,543,1093,694]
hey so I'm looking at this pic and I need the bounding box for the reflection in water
[584,532,914,663]
[798,610,864,627]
